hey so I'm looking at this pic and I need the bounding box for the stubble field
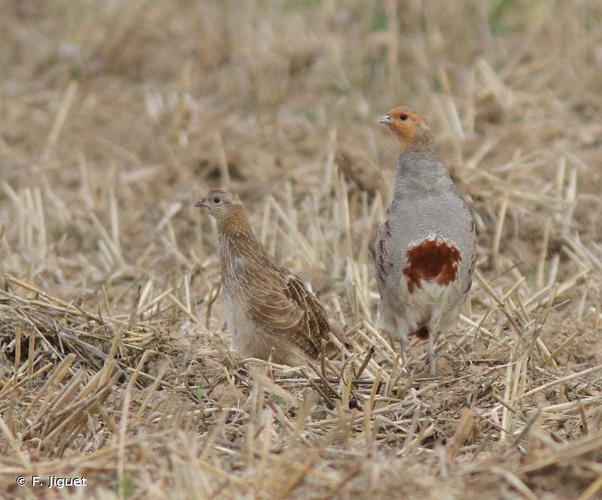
[1,1,602,498]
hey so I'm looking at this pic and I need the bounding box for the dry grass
[1,0,602,498]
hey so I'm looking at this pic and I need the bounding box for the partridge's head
[378,105,434,151]
[195,189,243,221]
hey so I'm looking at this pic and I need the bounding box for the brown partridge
[196,189,341,365]
[375,106,477,375]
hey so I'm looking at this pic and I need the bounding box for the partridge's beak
[378,114,392,125]
[195,198,207,208]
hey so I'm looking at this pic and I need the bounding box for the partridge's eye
[400,114,408,121]
[213,197,221,204]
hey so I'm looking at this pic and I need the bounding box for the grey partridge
[375,106,477,374]
[196,189,341,365]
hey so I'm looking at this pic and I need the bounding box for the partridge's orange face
[378,105,433,151]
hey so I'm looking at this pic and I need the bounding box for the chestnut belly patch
[403,239,461,293]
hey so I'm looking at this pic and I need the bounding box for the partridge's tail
[410,325,430,340]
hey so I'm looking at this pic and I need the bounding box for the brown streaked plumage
[196,189,342,365]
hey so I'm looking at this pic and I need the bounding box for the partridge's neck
[393,147,452,197]
[217,208,265,268]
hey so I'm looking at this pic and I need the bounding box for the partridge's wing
[244,265,330,359]
[284,271,332,349]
